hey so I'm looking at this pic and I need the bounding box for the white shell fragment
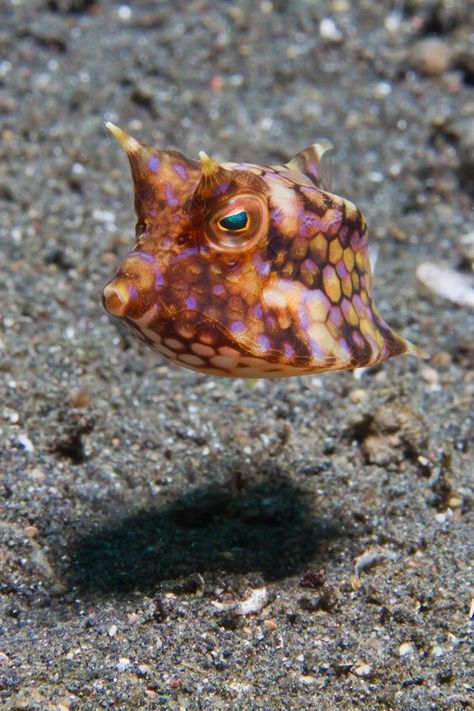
[211,587,269,616]
[416,262,474,309]
[354,548,398,577]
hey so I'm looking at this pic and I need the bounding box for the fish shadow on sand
[66,471,346,595]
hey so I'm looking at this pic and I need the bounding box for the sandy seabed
[1,1,473,709]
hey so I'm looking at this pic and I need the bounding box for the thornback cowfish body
[102,123,417,378]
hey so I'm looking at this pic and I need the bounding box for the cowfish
[102,123,417,378]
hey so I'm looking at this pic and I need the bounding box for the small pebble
[24,525,39,539]
[116,657,131,672]
[108,624,118,637]
[0,652,10,667]
[18,433,34,452]
[29,466,45,482]
[355,549,398,576]
[399,642,415,657]
[416,262,474,309]
[435,510,452,523]
[460,232,474,270]
[385,11,402,33]
[349,575,362,591]
[263,619,278,631]
[117,5,132,21]
[409,38,450,77]
[211,587,269,616]
[420,367,439,385]
[432,351,452,368]
[319,18,342,42]
[349,388,367,404]
[353,663,372,677]
[239,587,269,616]
[209,76,224,92]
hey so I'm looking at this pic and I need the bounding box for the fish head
[103,124,415,377]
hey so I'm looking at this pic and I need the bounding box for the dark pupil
[219,210,248,231]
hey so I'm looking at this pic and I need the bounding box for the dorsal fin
[285,139,334,191]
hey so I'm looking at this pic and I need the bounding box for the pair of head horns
[105,122,232,201]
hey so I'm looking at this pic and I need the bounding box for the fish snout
[102,252,160,319]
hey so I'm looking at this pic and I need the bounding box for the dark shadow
[66,471,346,595]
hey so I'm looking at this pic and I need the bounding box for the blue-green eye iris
[218,210,248,231]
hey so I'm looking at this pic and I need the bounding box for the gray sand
[1,1,473,709]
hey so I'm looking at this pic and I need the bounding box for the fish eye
[218,210,248,232]
[205,193,268,252]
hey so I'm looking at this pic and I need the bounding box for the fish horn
[193,150,234,201]
[198,150,221,177]
[105,121,163,192]
[105,122,143,156]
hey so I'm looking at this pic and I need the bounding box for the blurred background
[1,1,473,709]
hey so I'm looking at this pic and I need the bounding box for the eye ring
[205,193,268,252]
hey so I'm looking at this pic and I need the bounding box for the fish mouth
[102,251,160,319]
[102,281,130,318]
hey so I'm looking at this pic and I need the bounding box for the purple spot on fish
[353,294,370,318]
[351,232,366,251]
[165,182,179,208]
[171,246,200,263]
[213,181,230,196]
[186,295,197,309]
[339,225,350,246]
[155,268,165,290]
[266,315,277,331]
[172,214,181,223]
[338,338,351,360]
[300,222,311,238]
[253,304,263,319]
[301,210,342,235]
[352,330,365,349]
[283,342,295,359]
[336,261,348,279]
[253,255,271,276]
[148,155,160,173]
[213,284,225,296]
[307,160,319,179]
[172,162,188,180]
[271,208,284,225]
[129,250,155,264]
[329,306,342,327]
[303,288,330,313]
[300,211,320,229]
[309,337,325,360]
[129,284,138,300]
[341,299,353,321]
[303,258,317,273]
[162,238,172,248]
[148,209,158,218]
[230,321,245,334]
[298,306,309,330]
[257,334,271,352]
